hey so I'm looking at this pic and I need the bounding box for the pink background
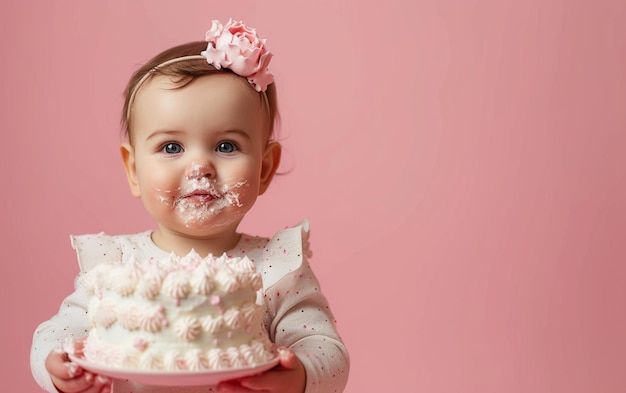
[2,1,625,392]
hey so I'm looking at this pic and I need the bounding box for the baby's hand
[45,345,111,393]
[217,348,306,393]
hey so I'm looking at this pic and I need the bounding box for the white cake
[78,251,274,371]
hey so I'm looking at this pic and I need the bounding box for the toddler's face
[122,74,279,240]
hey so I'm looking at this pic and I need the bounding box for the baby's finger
[216,380,248,392]
[95,375,112,391]
[50,371,96,393]
[45,350,84,379]
[76,375,112,393]
[277,348,298,369]
[99,382,112,393]
[239,370,280,391]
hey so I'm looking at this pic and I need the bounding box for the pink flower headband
[126,19,273,120]
[201,19,274,92]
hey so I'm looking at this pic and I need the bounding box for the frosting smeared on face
[155,177,247,228]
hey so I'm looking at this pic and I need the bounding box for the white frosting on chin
[79,252,274,371]
[154,178,248,229]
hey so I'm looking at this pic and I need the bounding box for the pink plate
[68,353,280,386]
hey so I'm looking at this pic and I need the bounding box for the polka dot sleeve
[261,223,350,393]
[30,282,90,392]
[30,233,120,391]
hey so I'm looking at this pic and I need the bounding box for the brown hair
[121,41,279,143]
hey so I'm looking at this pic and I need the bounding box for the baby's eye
[216,141,238,154]
[162,143,183,154]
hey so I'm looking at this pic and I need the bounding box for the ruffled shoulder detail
[70,232,123,272]
[259,219,312,289]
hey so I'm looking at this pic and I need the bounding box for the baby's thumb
[277,348,298,370]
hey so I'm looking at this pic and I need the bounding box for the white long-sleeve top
[31,220,349,393]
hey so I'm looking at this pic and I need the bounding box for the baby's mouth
[178,190,218,205]
[155,178,247,228]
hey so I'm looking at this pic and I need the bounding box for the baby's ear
[258,141,282,195]
[120,143,141,197]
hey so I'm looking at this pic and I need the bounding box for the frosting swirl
[227,347,245,368]
[163,350,185,371]
[185,348,208,370]
[139,304,166,332]
[201,315,224,334]
[174,316,201,341]
[190,262,215,295]
[215,265,239,293]
[162,270,191,299]
[136,266,165,299]
[93,298,117,328]
[223,308,244,330]
[207,348,229,370]
[240,302,259,325]
[139,349,162,370]
[118,304,141,330]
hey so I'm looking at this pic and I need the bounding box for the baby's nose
[185,161,215,180]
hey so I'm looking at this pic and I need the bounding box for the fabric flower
[201,18,274,92]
